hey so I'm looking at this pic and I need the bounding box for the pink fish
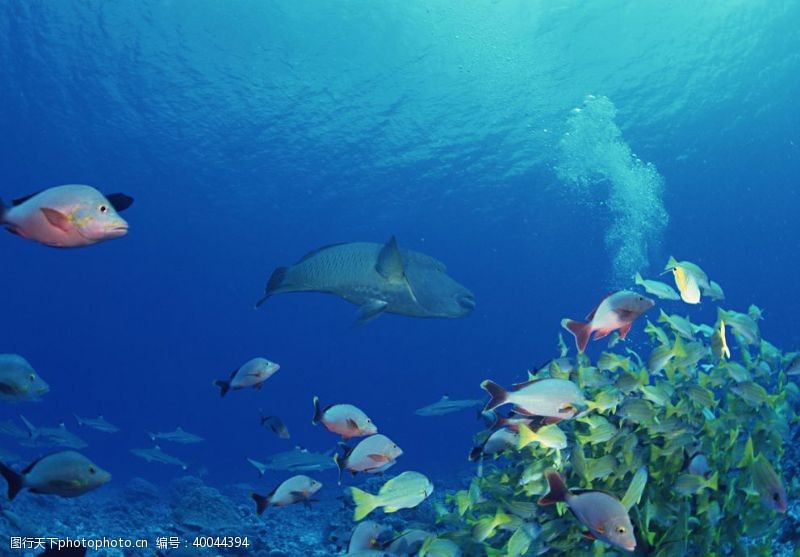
[561,290,654,352]
[1,185,133,248]
[312,396,377,439]
[333,434,402,484]
[250,474,322,514]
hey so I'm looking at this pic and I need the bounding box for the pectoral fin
[355,300,388,326]
[40,208,72,232]
[367,453,390,462]
[376,236,405,281]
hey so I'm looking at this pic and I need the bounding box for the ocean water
[1,1,799,556]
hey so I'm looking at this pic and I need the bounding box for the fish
[260,446,337,473]
[0,450,110,500]
[385,529,435,555]
[751,454,787,513]
[0,185,133,247]
[147,426,204,444]
[704,280,725,301]
[334,434,403,483]
[647,335,687,374]
[250,474,322,514]
[0,354,49,402]
[414,395,483,417]
[711,318,731,360]
[786,354,800,376]
[687,453,711,477]
[517,423,568,451]
[19,416,87,449]
[418,537,462,557]
[468,428,519,461]
[719,309,761,345]
[349,471,433,521]
[561,291,654,352]
[212,357,280,397]
[313,396,377,439]
[255,236,475,324]
[259,414,290,439]
[664,257,709,304]
[472,508,512,542]
[73,414,119,433]
[481,378,585,419]
[129,446,188,470]
[538,469,636,552]
[633,272,680,301]
[348,520,393,554]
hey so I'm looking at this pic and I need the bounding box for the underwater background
[1,1,799,556]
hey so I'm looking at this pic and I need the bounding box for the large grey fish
[1,185,133,248]
[0,450,110,500]
[259,446,337,473]
[130,445,188,470]
[0,354,49,402]
[415,395,483,417]
[255,236,475,325]
[74,414,120,433]
[19,415,88,449]
[147,426,204,444]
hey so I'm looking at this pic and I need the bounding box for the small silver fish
[74,414,119,433]
[130,445,188,470]
[147,427,203,444]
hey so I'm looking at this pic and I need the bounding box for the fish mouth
[457,294,476,313]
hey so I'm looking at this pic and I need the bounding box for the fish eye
[88,466,96,474]
[99,204,108,214]
[617,526,626,534]
[29,374,36,381]
[772,492,781,502]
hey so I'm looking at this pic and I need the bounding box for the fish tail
[561,318,592,353]
[0,197,6,223]
[350,486,378,521]
[146,431,156,442]
[538,469,569,505]
[250,492,270,515]
[517,423,538,450]
[212,379,230,397]
[312,396,322,425]
[0,461,24,501]
[468,445,484,462]
[255,266,289,308]
[480,380,508,413]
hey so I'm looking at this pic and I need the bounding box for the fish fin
[582,531,597,541]
[255,267,289,308]
[147,432,156,442]
[367,453,390,462]
[480,380,508,413]
[0,461,24,501]
[0,197,6,223]
[593,329,612,340]
[346,418,358,430]
[11,191,44,206]
[383,506,400,513]
[354,299,388,326]
[538,469,569,505]
[105,193,134,212]
[18,415,37,438]
[212,379,230,397]
[312,396,323,425]
[333,453,345,485]
[561,319,592,353]
[74,414,83,426]
[517,423,538,450]
[5,227,21,236]
[350,486,378,521]
[468,444,484,461]
[376,235,406,281]
[251,492,270,515]
[618,322,633,339]
[40,207,73,231]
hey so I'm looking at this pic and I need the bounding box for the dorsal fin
[376,236,405,281]
[12,191,43,206]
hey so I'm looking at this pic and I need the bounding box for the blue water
[1,0,799,551]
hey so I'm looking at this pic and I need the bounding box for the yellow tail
[517,424,538,450]
[350,486,378,521]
